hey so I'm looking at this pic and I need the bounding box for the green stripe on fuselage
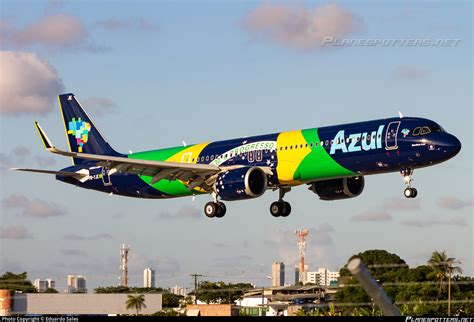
[295,128,356,181]
[128,146,195,196]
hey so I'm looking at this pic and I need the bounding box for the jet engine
[309,176,365,200]
[216,167,267,201]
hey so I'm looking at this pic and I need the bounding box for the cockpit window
[412,127,420,136]
[420,127,431,135]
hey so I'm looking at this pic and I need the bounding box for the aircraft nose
[442,134,461,158]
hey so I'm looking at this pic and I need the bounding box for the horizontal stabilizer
[11,168,87,178]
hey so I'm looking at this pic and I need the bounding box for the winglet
[34,122,55,150]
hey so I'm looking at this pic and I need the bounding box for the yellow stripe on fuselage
[276,130,311,185]
[165,142,210,193]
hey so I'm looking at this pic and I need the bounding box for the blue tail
[58,93,123,165]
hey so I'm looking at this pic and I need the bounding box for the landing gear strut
[270,187,291,217]
[401,168,417,198]
[204,192,226,218]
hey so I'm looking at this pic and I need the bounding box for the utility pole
[447,259,461,316]
[190,274,203,304]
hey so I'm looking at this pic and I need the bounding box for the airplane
[13,93,461,218]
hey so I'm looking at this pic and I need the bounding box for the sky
[0,0,472,292]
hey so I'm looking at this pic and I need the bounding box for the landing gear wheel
[204,202,217,218]
[281,202,291,217]
[404,188,418,198]
[270,202,283,217]
[215,202,226,218]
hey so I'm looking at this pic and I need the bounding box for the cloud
[437,197,473,210]
[8,14,87,47]
[350,211,392,222]
[383,197,421,211]
[390,66,431,80]
[3,194,66,218]
[157,205,201,220]
[63,233,113,240]
[81,96,118,116]
[401,216,467,228]
[95,18,159,32]
[59,249,88,256]
[0,51,64,115]
[0,225,33,239]
[0,146,57,170]
[243,3,363,50]
[36,156,57,167]
[266,224,339,271]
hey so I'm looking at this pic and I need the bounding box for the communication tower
[120,243,131,287]
[295,229,308,283]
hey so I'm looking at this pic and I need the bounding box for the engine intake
[216,167,267,201]
[309,176,365,200]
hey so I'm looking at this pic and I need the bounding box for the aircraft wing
[33,122,221,190]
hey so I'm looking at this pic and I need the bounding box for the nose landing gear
[401,169,417,198]
[270,187,292,217]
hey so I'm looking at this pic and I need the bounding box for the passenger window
[210,155,214,160]
[290,146,293,150]
[305,143,308,148]
[300,144,303,148]
[205,156,209,161]
[285,146,288,150]
[310,143,313,147]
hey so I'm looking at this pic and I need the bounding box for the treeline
[94,286,183,308]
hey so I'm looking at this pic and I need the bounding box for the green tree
[0,272,37,293]
[196,281,253,304]
[44,288,59,293]
[427,251,462,294]
[162,292,183,308]
[126,293,147,315]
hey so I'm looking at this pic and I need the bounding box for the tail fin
[58,93,123,165]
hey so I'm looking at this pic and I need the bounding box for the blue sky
[0,0,472,292]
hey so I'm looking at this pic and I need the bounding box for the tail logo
[67,117,91,152]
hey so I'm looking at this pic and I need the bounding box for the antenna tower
[295,229,309,283]
[120,243,131,287]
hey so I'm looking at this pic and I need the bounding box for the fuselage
[57,117,461,199]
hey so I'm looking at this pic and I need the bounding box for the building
[76,275,87,293]
[143,268,155,288]
[33,279,47,292]
[46,279,55,290]
[271,262,285,287]
[34,279,55,292]
[65,275,87,293]
[305,268,340,286]
[294,265,308,284]
[170,285,187,296]
[8,293,162,315]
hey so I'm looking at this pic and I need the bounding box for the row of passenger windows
[193,134,383,162]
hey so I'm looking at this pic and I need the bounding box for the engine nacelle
[216,167,267,201]
[309,176,365,200]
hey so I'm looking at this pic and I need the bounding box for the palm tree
[126,293,147,315]
[427,251,462,294]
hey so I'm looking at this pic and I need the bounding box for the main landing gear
[204,193,226,218]
[270,187,291,217]
[401,168,418,198]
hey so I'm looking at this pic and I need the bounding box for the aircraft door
[385,121,401,150]
[181,152,192,163]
